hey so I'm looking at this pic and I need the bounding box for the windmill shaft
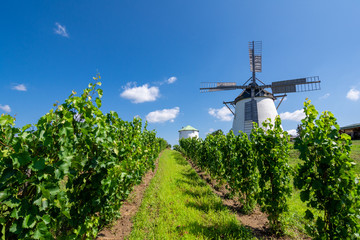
[251,41,256,100]
[251,41,256,85]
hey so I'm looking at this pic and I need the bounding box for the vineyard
[0,78,167,239]
[177,101,360,239]
[1,77,359,239]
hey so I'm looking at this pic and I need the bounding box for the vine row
[0,76,166,239]
[177,100,360,238]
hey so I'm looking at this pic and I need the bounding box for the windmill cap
[234,88,274,103]
[179,125,199,132]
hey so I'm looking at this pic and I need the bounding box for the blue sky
[1,0,360,146]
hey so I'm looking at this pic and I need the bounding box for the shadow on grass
[172,151,188,166]
[182,189,203,198]
[185,198,225,213]
[181,169,204,181]
[175,168,207,188]
[176,221,252,239]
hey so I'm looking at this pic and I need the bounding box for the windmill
[200,41,321,136]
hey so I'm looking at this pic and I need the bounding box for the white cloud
[287,129,298,137]
[319,93,330,100]
[279,109,305,122]
[146,107,180,123]
[167,77,177,84]
[0,105,11,113]
[54,22,69,38]
[208,106,233,121]
[120,83,160,103]
[12,84,27,91]
[346,88,360,101]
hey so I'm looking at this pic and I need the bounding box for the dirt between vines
[96,153,161,240]
[187,159,300,240]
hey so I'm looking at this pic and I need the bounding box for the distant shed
[339,123,360,140]
[179,125,199,140]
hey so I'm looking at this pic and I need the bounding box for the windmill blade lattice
[200,82,245,93]
[249,41,262,73]
[271,76,320,94]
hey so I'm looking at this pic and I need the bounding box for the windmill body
[232,93,278,136]
[200,41,321,136]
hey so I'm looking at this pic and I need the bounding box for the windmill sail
[271,76,320,94]
[200,82,244,93]
[249,41,262,73]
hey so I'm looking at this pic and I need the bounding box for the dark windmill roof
[234,84,274,103]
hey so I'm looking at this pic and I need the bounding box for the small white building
[179,125,199,140]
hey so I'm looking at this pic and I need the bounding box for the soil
[96,153,161,240]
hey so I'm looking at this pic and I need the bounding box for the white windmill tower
[200,41,321,136]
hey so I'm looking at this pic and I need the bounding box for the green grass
[128,149,253,240]
[351,140,360,172]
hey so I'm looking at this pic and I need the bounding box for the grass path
[351,140,360,172]
[128,149,253,240]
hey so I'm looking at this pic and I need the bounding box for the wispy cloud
[346,88,360,101]
[208,106,233,121]
[153,76,178,85]
[120,83,160,103]
[0,104,11,113]
[286,129,298,137]
[279,109,305,122]
[12,84,27,91]
[205,128,215,135]
[146,107,180,123]
[54,22,69,38]
[167,76,177,84]
[319,93,330,100]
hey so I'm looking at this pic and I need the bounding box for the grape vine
[251,116,292,233]
[0,76,165,239]
[295,100,360,239]
[179,104,359,237]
